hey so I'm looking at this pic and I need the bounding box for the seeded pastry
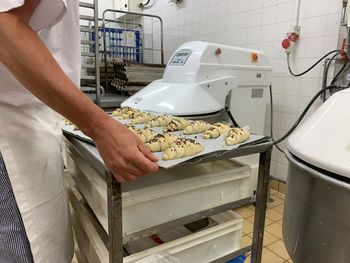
[225,127,250,146]
[202,123,231,139]
[145,115,174,128]
[125,125,157,143]
[146,133,178,152]
[111,107,140,119]
[183,120,211,135]
[64,119,73,125]
[163,118,191,132]
[129,112,155,125]
[163,138,204,160]
[136,128,158,143]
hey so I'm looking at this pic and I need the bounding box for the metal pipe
[294,0,301,28]
[342,0,348,25]
[94,0,101,106]
[159,16,164,65]
[102,18,108,97]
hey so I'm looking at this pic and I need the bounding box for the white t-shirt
[0,0,81,106]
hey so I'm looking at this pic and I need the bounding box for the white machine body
[122,41,272,134]
[288,89,350,178]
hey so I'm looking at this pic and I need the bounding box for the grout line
[265,247,288,262]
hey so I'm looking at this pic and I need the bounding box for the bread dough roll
[225,127,250,146]
[183,120,211,135]
[163,139,204,160]
[126,125,158,143]
[145,115,174,128]
[136,128,158,143]
[163,118,191,132]
[129,112,155,125]
[112,107,140,120]
[146,133,178,152]
[64,119,73,125]
[202,123,231,139]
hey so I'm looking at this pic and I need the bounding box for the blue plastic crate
[91,26,142,63]
[226,255,247,263]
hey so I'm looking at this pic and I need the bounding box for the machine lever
[225,105,240,127]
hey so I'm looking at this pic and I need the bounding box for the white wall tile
[304,16,328,38]
[277,1,295,23]
[284,77,301,95]
[249,9,263,27]
[302,37,326,58]
[308,0,330,17]
[263,0,278,8]
[262,5,279,25]
[281,96,299,114]
[329,0,343,14]
[326,13,341,36]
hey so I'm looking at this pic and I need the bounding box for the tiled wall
[143,0,343,180]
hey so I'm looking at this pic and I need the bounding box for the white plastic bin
[66,144,251,236]
[69,181,243,263]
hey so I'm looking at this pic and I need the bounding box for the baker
[0,0,159,262]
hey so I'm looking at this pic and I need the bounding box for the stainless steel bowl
[283,151,350,263]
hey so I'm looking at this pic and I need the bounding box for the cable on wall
[287,50,341,77]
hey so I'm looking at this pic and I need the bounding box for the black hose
[287,50,340,77]
[273,85,341,145]
[139,0,151,8]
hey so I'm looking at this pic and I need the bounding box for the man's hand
[91,116,159,183]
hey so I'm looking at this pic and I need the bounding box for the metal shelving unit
[64,134,272,263]
[79,0,101,106]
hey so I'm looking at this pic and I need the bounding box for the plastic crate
[69,182,243,263]
[66,144,251,236]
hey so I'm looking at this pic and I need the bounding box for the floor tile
[267,198,283,209]
[276,219,283,225]
[266,209,283,222]
[279,183,287,194]
[242,219,254,234]
[273,204,285,214]
[248,230,279,246]
[247,204,256,211]
[234,207,255,218]
[266,222,283,239]
[246,215,273,226]
[240,234,252,248]
[272,192,285,201]
[262,248,285,263]
[267,240,290,260]
[270,180,279,191]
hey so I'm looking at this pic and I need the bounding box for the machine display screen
[169,49,192,66]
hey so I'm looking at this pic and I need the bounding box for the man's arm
[0,1,159,182]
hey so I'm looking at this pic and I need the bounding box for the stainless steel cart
[64,134,272,263]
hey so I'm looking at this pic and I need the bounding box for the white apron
[0,102,73,263]
[0,0,79,261]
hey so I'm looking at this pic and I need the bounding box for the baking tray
[61,118,268,168]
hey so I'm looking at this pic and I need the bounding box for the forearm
[0,13,115,138]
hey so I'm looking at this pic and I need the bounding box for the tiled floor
[234,190,291,263]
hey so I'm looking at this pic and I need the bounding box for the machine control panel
[170,49,192,66]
